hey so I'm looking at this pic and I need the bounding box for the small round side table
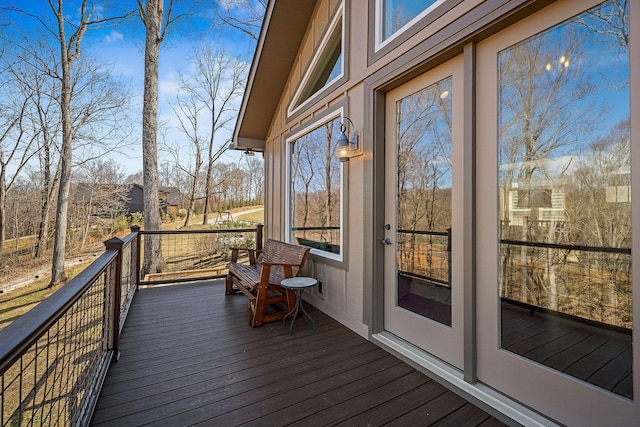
[281,277,317,335]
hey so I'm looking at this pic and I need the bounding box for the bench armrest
[260,261,304,268]
[229,247,262,264]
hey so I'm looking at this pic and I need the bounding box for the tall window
[497,0,631,398]
[290,116,342,256]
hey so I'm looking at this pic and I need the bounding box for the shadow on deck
[91,280,505,426]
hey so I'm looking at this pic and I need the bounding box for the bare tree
[498,32,593,303]
[2,2,133,284]
[70,159,130,250]
[136,0,207,273]
[0,43,39,256]
[137,0,166,274]
[497,4,629,310]
[214,0,266,43]
[394,78,452,276]
[167,93,205,227]
[577,0,628,51]
[242,156,264,204]
[9,38,67,259]
[179,46,248,225]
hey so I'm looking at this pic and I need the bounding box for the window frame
[285,107,346,263]
[375,0,446,51]
[368,0,463,64]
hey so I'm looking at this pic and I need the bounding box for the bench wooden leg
[247,300,254,325]
[225,274,234,295]
[250,283,268,327]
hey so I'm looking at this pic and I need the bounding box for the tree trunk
[50,5,75,286]
[202,159,213,225]
[141,0,164,274]
[183,174,197,227]
[0,164,6,256]
[35,165,59,259]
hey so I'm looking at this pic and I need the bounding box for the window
[289,115,343,258]
[497,0,631,398]
[288,5,344,116]
[377,0,444,47]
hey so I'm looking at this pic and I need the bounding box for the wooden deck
[91,280,505,426]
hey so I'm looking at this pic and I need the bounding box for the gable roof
[232,0,317,152]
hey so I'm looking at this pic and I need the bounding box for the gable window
[289,115,343,258]
[376,0,445,48]
[288,5,344,117]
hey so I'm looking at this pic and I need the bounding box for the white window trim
[375,0,446,52]
[285,108,345,262]
[287,2,345,118]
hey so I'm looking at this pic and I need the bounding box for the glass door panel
[396,77,453,326]
[497,0,631,399]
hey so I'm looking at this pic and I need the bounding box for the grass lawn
[0,263,92,331]
[234,209,264,223]
[0,205,264,331]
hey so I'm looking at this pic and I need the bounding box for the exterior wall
[263,0,368,335]
[259,1,638,424]
[126,185,145,214]
[261,0,561,339]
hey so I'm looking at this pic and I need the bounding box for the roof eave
[232,0,317,152]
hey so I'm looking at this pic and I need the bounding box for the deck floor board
[91,281,504,426]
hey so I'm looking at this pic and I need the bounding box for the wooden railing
[136,224,263,285]
[0,223,263,426]
[0,231,137,427]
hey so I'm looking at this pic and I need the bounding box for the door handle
[381,237,393,245]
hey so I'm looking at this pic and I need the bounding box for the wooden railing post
[256,223,264,251]
[104,237,124,362]
[130,225,141,288]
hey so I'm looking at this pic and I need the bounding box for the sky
[0,0,261,179]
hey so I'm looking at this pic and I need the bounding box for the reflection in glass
[382,0,439,41]
[290,118,342,255]
[497,1,631,398]
[395,76,452,326]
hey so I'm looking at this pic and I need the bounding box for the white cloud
[105,30,124,43]
[159,73,181,99]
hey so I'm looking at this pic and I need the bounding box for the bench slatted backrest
[257,239,309,276]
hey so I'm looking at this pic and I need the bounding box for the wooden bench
[226,239,311,327]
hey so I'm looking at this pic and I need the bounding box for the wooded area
[0,0,266,284]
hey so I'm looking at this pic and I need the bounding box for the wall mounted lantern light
[334,117,361,162]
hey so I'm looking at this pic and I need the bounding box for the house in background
[233,0,638,425]
[125,183,181,216]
